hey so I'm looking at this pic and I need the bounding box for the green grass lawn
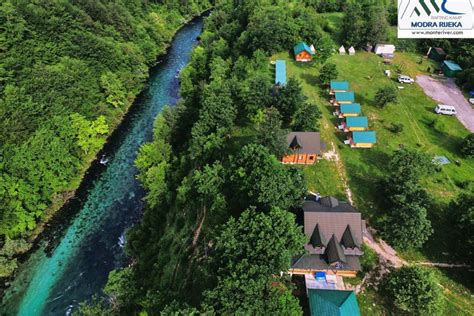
[272,50,474,314]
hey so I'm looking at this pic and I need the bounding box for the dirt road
[417,75,474,132]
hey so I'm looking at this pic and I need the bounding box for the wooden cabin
[338,116,368,132]
[329,81,349,95]
[308,289,361,316]
[428,47,446,62]
[347,131,377,148]
[332,92,355,106]
[282,132,322,165]
[442,60,462,77]
[289,196,364,278]
[275,60,287,86]
[335,103,361,118]
[293,42,314,62]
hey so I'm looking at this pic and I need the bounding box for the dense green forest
[0,0,211,278]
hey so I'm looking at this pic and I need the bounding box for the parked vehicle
[469,98,474,105]
[398,75,414,84]
[435,104,457,115]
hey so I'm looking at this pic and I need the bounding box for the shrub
[388,122,404,134]
[460,133,474,157]
[360,244,378,273]
[374,86,398,108]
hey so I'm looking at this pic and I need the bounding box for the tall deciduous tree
[374,86,398,108]
[204,207,305,314]
[274,78,307,127]
[383,266,444,315]
[448,193,474,262]
[254,107,288,158]
[229,144,306,212]
[382,149,433,249]
[318,62,338,85]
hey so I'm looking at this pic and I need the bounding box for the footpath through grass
[272,50,474,314]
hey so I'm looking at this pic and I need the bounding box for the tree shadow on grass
[300,73,319,87]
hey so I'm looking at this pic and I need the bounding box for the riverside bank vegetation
[0,0,211,279]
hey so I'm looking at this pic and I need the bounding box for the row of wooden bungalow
[329,81,377,148]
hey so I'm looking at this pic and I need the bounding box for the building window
[299,155,303,160]
[309,155,315,160]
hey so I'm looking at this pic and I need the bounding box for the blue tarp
[275,60,287,85]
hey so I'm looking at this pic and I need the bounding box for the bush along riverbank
[0,0,211,282]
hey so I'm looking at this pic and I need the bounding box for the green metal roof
[294,41,314,56]
[352,131,376,144]
[275,60,287,85]
[345,116,368,128]
[335,92,355,102]
[308,289,361,316]
[330,81,349,91]
[443,60,462,71]
[340,103,361,114]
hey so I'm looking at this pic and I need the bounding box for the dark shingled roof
[309,224,326,248]
[291,254,361,271]
[289,135,303,150]
[321,196,339,208]
[434,47,446,55]
[325,234,346,264]
[287,132,322,154]
[303,198,358,213]
[341,225,359,249]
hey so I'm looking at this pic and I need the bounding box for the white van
[435,104,457,115]
[398,75,414,84]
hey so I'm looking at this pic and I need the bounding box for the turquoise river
[2,17,203,316]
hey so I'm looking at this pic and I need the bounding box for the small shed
[349,131,377,148]
[339,46,346,55]
[294,42,315,62]
[348,47,355,56]
[337,103,361,117]
[428,47,447,62]
[374,44,395,56]
[442,60,462,77]
[330,81,350,94]
[308,289,361,316]
[339,116,369,132]
[334,92,355,105]
[275,60,287,86]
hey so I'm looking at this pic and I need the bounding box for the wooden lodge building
[332,92,355,106]
[338,116,368,132]
[347,131,377,148]
[282,132,323,165]
[294,41,314,62]
[335,103,361,118]
[329,81,349,95]
[289,196,365,277]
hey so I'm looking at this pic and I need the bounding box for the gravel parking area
[416,75,474,132]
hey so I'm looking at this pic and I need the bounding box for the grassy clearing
[271,50,474,314]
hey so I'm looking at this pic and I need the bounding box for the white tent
[348,46,355,55]
[374,44,395,55]
[339,45,346,55]
[310,44,316,54]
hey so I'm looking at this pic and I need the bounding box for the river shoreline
[0,10,209,295]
